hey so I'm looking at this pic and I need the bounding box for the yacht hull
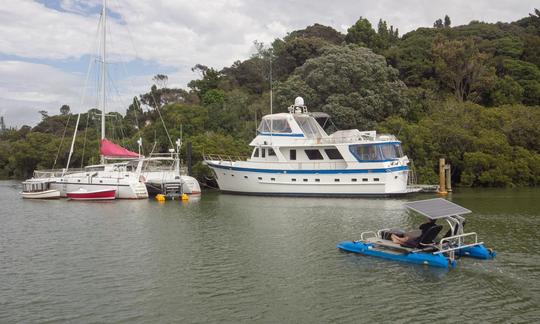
[50,180,147,199]
[207,162,410,197]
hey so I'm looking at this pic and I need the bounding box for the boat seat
[401,225,443,249]
[365,237,416,252]
[364,236,439,253]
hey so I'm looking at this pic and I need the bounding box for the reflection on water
[0,181,538,323]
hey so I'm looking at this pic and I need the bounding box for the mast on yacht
[100,0,107,164]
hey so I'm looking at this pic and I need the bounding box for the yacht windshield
[293,115,327,138]
[257,117,292,134]
[350,143,404,161]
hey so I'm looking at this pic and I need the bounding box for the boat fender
[155,194,165,202]
[139,175,146,183]
[181,193,189,201]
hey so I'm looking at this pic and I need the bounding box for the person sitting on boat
[390,219,437,246]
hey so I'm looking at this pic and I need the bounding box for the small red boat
[67,188,116,200]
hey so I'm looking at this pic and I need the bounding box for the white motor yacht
[204,97,416,197]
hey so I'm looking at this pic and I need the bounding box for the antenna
[269,48,273,140]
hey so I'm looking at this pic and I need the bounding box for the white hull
[21,190,61,199]
[181,175,201,194]
[49,178,147,199]
[144,173,201,195]
[207,162,409,196]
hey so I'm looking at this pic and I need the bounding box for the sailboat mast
[100,0,107,163]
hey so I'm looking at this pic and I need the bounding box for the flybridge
[255,96,328,140]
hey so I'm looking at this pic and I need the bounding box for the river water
[1,180,538,323]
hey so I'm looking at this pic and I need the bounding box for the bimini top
[405,198,472,219]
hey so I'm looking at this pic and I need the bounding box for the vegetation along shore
[1,11,539,187]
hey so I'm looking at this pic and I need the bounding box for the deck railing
[33,169,87,178]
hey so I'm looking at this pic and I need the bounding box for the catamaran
[204,97,416,197]
[22,0,148,199]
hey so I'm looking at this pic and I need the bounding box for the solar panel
[405,198,472,219]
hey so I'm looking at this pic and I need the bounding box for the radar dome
[294,96,304,107]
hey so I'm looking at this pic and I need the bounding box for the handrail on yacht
[33,169,85,178]
[204,154,249,162]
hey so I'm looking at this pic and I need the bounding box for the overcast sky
[0,0,537,127]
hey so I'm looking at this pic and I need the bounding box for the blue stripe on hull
[220,190,411,198]
[207,162,408,174]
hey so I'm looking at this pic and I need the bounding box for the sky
[0,0,537,127]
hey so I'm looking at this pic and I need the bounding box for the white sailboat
[22,0,148,199]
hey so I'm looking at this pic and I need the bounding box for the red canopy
[100,138,140,158]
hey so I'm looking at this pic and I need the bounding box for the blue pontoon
[337,198,496,268]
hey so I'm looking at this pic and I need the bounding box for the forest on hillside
[1,11,540,187]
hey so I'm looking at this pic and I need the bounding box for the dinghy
[67,188,116,200]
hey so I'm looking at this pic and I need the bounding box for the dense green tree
[60,105,70,115]
[431,38,491,101]
[275,45,409,129]
[345,17,379,50]
[188,64,223,99]
[444,15,451,28]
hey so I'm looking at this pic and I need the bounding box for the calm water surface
[1,180,539,323]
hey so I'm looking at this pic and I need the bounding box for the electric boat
[337,198,496,268]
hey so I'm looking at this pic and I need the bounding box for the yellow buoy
[155,194,166,202]
[181,193,189,201]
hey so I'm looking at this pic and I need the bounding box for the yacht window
[362,178,368,182]
[253,148,259,158]
[268,148,276,156]
[325,148,343,160]
[350,143,404,162]
[303,179,308,182]
[244,176,248,179]
[257,117,292,134]
[258,177,262,180]
[315,179,320,182]
[334,178,340,182]
[380,143,404,160]
[374,178,380,182]
[262,149,266,158]
[271,178,275,181]
[292,178,296,182]
[352,178,357,182]
[293,115,327,138]
[305,149,324,160]
[290,149,296,161]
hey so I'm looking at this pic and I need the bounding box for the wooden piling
[438,158,448,195]
[445,164,452,192]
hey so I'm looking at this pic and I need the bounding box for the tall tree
[345,17,379,49]
[434,19,444,28]
[60,104,70,115]
[431,38,490,101]
[153,74,168,88]
[444,15,451,28]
